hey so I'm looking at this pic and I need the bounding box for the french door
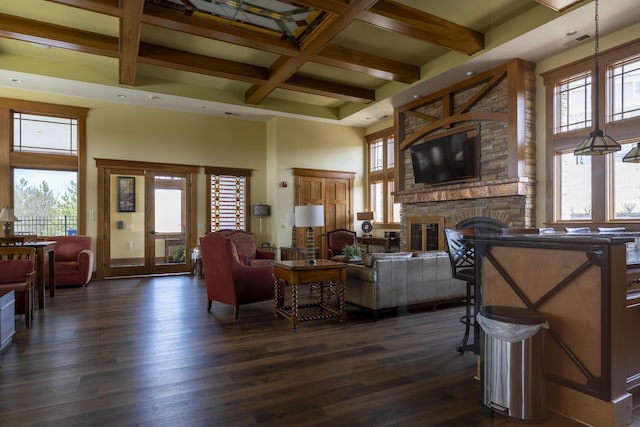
[96,159,198,279]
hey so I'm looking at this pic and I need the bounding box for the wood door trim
[293,168,355,180]
[95,160,198,279]
[95,158,199,173]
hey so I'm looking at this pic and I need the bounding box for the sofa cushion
[365,251,413,267]
[0,259,33,284]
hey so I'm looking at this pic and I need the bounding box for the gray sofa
[345,251,467,320]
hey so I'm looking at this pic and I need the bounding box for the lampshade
[0,207,18,237]
[285,212,296,226]
[356,211,374,221]
[574,130,621,155]
[623,143,640,163]
[295,205,324,264]
[0,208,18,222]
[294,205,324,227]
[252,204,271,217]
[574,0,621,156]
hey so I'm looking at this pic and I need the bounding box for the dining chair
[0,246,36,328]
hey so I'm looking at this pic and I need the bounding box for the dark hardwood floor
[0,275,631,426]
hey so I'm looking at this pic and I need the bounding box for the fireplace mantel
[394,177,533,204]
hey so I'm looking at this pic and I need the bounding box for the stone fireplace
[393,58,536,250]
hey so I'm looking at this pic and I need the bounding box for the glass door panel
[107,172,147,276]
[149,173,189,274]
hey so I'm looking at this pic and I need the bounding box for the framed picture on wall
[117,176,136,212]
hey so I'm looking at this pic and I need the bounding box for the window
[543,40,640,225]
[610,55,640,121]
[612,142,640,219]
[366,128,398,224]
[0,99,87,236]
[205,167,252,231]
[554,73,591,133]
[556,152,592,220]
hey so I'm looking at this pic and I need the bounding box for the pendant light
[623,143,640,162]
[574,0,621,156]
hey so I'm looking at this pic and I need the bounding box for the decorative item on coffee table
[342,244,362,263]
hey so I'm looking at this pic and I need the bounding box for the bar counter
[474,232,639,427]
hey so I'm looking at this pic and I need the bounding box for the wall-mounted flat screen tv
[410,130,477,185]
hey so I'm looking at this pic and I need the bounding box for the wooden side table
[273,259,346,328]
[279,246,319,261]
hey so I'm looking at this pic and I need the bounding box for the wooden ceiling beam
[0,12,117,56]
[297,0,484,55]
[138,43,269,84]
[361,0,484,55]
[142,4,298,57]
[282,75,375,104]
[245,0,378,105]
[142,4,418,83]
[45,0,120,16]
[119,0,144,86]
[139,43,373,102]
[46,0,420,84]
[317,44,419,84]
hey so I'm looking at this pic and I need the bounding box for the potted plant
[342,244,363,262]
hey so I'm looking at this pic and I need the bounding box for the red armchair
[216,230,275,266]
[44,235,94,287]
[200,232,279,319]
[0,247,36,328]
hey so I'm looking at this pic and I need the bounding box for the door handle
[150,230,156,235]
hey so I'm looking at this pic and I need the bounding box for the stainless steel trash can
[478,306,548,422]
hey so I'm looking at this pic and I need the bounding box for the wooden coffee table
[273,259,347,329]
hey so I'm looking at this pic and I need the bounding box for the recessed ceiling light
[566,30,578,36]
[412,94,420,99]
[466,71,475,77]
[117,94,127,99]
[148,95,160,100]
[11,79,23,84]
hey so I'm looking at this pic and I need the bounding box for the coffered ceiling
[0,0,637,127]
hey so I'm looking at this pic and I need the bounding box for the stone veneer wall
[396,59,537,248]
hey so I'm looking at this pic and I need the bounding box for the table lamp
[357,211,374,237]
[0,207,18,237]
[294,205,324,264]
[285,212,296,247]
[252,203,270,244]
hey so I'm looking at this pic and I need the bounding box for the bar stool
[444,228,476,353]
